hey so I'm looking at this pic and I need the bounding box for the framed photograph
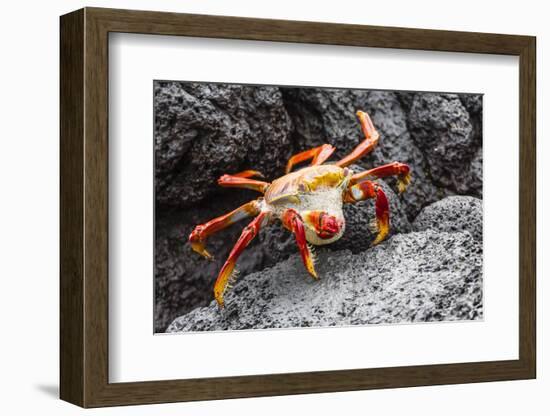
[60,7,536,408]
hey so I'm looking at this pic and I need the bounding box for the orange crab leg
[351,162,411,193]
[285,144,336,173]
[213,211,270,307]
[344,180,390,245]
[335,110,380,168]
[230,170,265,179]
[217,174,270,193]
[282,209,318,279]
[189,199,261,259]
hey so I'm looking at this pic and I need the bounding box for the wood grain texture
[59,7,537,408]
[88,7,531,54]
[59,8,84,406]
[518,37,536,376]
[83,10,110,406]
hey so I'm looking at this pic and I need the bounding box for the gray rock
[408,93,479,194]
[460,95,483,194]
[468,147,483,196]
[360,91,443,219]
[460,94,483,116]
[281,87,371,155]
[454,94,483,198]
[166,230,483,332]
[155,81,293,208]
[395,90,416,112]
[413,196,482,242]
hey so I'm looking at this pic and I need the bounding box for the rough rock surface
[408,93,481,196]
[155,82,293,208]
[413,196,483,242]
[167,229,483,332]
[155,83,483,331]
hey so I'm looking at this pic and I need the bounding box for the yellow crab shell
[264,164,351,204]
[264,165,353,245]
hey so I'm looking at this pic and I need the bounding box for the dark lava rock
[281,87,371,155]
[155,81,293,208]
[166,230,483,332]
[413,196,483,242]
[360,91,444,219]
[468,147,483,196]
[408,93,479,194]
[395,90,416,112]
[460,94,483,117]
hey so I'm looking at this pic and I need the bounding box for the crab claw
[303,211,343,241]
[372,187,390,245]
[282,209,318,279]
[213,260,238,308]
[213,212,269,308]
[188,226,213,260]
[396,163,412,194]
[349,162,411,194]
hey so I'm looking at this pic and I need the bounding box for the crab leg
[189,199,262,259]
[351,162,411,193]
[217,174,270,193]
[213,211,270,307]
[335,110,380,168]
[282,209,318,279]
[285,144,335,173]
[230,169,265,179]
[344,180,390,245]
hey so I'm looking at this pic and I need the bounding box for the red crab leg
[285,144,335,173]
[217,174,270,193]
[335,110,380,168]
[213,211,270,307]
[351,162,412,193]
[282,209,318,279]
[344,180,390,245]
[189,199,261,259]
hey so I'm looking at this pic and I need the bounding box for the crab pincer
[213,211,270,307]
[282,209,318,279]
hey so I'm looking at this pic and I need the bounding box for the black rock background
[154,81,482,332]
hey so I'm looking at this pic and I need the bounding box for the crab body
[188,111,411,307]
[265,165,351,245]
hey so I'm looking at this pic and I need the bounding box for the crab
[189,110,411,307]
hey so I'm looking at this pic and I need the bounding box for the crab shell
[263,164,353,245]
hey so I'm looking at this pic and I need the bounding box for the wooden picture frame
[60,7,536,408]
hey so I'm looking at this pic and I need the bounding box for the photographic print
[154,82,483,333]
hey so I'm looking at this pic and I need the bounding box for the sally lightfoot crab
[189,110,411,307]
